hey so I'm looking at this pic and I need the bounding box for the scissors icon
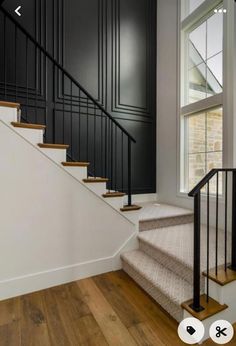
[216,326,227,338]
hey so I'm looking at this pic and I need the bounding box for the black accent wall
[0,0,156,194]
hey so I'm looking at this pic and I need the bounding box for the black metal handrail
[0,5,136,205]
[188,168,236,312]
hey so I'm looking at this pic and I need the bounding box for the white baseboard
[0,233,139,301]
[0,257,114,301]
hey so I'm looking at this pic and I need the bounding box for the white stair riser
[39,148,67,163]
[0,106,18,124]
[13,128,44,145]
[63,167,87,181]
[84,182,107,195]
[105,197,124,210]
[183,280,236,342]
[207,279,236,308]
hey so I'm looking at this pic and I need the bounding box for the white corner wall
[156,0,192,209]
[0,120,137,300]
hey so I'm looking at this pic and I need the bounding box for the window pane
[182,9,223,106]
[189,22,206,61]
[188,153,206,190]
[189,0,205,13]
[207,12,223,59]
[185,107,223,193]
[182,0,206,20]
[188,113,206,154]
[188,63,206,103]
[207,107,223,152]
[207,153,223,194]
[207,53,223,93]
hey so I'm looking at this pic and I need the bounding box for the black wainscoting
[0,0,156,194]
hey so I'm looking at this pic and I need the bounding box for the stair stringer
[0,119,139,300]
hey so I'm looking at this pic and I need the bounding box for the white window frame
[177,0,235,196]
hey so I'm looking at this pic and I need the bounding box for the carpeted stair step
[121,250,193,322]
[139,203,193,232]
[138,223,231,289]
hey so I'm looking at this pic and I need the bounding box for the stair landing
[139,202,193,231]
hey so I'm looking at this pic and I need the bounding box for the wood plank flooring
[0,270,235,346]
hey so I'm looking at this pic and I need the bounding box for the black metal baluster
[190,192,204,312]
[101,110,103,177]
[121,132,124,192]
[86,97,89,164]
[35,40,38,124]
[127,138,132,206]
[15,26,17,103]
[231,171,236,270]
[70,80,73,157]
[52,64,56,144]
[94,105,96,175]
[215,172,219,276]
[225,171,228,271]
[4,15,7,99]
[110,121,113,190]
[115,126,117,191]
[207,182,210,302]
[26,37,29,121]
[62,73,65,144]
[78,89,81,160]
[105,114,107,179]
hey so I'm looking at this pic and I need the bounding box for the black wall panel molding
[63,0,107,107]
[0,0,157,194]
[111,0,152,117]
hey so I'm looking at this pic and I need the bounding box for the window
[182,0,206,20]
[180,0,224,193]
[186,107,223,191]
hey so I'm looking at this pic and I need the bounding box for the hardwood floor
[0,270,235,345]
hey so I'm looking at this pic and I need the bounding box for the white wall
[156,0,192,210]
[0,120,137,300]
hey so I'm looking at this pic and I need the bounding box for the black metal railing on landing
[0,6,136,206]
[188,168,236,312]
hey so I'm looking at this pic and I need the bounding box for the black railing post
[190,192,204,312]
[231,172,236,270]
[127,138,132,206]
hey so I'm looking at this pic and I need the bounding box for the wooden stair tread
[11,122,46,130]
[203,265,236,286]
[0,101,20,109]
[120,205,142,212]
[62,162,90,167]
[83,178,109,183]
[38,143,69,149]
[181,294,228,321]
[103,192,126,198]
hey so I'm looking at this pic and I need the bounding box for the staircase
[0,101,141,218]
[122,221,230,322]
[122,202,236,340]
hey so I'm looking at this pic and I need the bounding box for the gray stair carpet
[139,223,231,287]
[122,221,231,322]
[121,250,192,322]
[139,203,193,231]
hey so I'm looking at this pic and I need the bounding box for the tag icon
[187,326,196,336]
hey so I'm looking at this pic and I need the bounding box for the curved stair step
[121,250,192,322]
[138,224,231,289]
